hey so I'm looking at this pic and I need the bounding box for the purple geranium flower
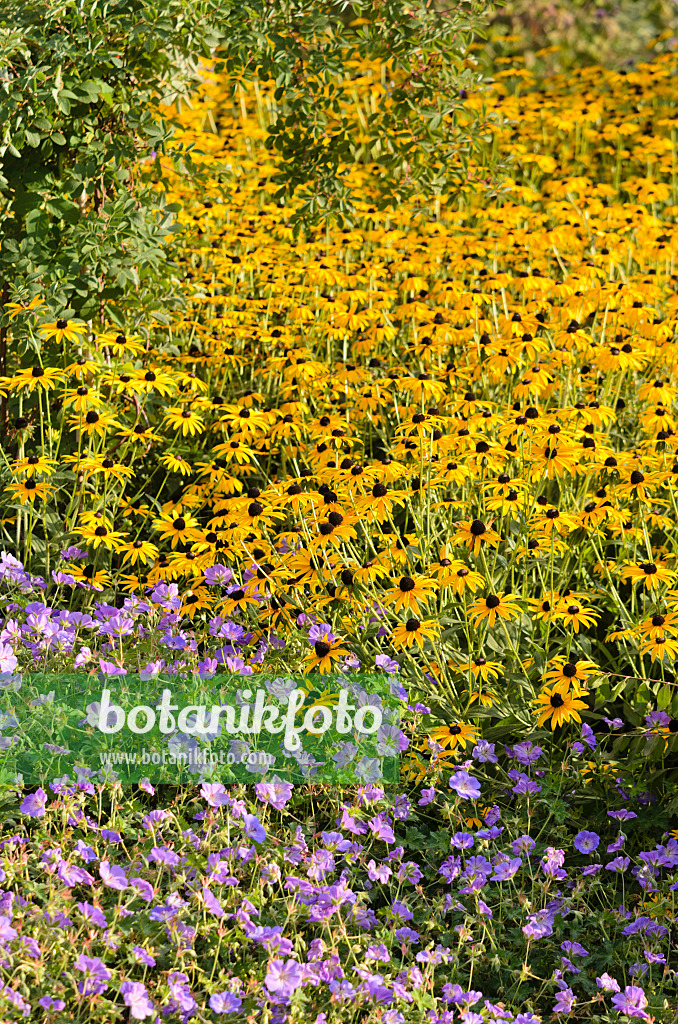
[449,770,481,800]
[19,788,47,818]
[243,813,266,844]
[209,991,243,1013]
[264,958,304,998]
[74,954,111,995]
[611,986,650,1020]
[99,861,128,890]
[574,830,600,854]
[121,981,155,1020]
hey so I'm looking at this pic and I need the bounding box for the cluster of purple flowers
[0,750,670,1023]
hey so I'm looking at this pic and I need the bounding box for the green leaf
[24,207,49,236]
[46,198,80,225]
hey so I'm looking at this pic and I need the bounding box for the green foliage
[0,0,222,325]
[0,0,504,332]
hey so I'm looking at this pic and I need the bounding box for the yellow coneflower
[451,518,500,557]
[469,592,521,628]
[117,539,160,566]
[621,561,676,591]
[37,318,87,344]
[152,511,201,549]
[426,722,479,751]
[384,574,436,614]
[3,365,66,393]
[163,406,206,437]
[5,479,54,504]
[76,521,128,551]
[534,682,589,730]
[390,617,440,649]
[4,295,47,321]
[303,636,350,674]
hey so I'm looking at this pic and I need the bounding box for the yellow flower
[303,636,350,674]
[451,518,500,556]
[556,602,599,633]
[4,295,47,321]
[159,452,194,476]
[117,539,160,566]
[67,408,120,437]
[639,635,678,663]
[621,561,676,591]
[469,592,521,628]
[76,521,128,551]
[5,479,54,504]
[534,682,589,729]
[390,617,440,649]
[152,511,201,549]
[384,575,437,614]
[163,406,206,437]
[4,366,66,392]
[12,455,58,476]
[37,318,87,344]
[427,722,479,751]
[541,658,597,692]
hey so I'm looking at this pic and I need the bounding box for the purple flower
[99,860,128,890]
[511,834,536,855]
[522,908,555,939]
[243,813,266,844]
[77,902,107,928]
[508,740,542,765]
[491,857,522,882]
[552,986,576,1013]
[449,770,481,800]
[581,723,596,749]
[511,771,541,796]
[39,997,66,1011]
[121,981,154,1020]
[265,958,304,998]
[608,808,637,822]
[204,565,234,586]
[541,847,566,879]
[98,658,126,676]
[375,654,400,673]
[209,991,243,1014]
[367,859,392,883]
[201,783,230,807]
[561,940,588,957]
[574,830,599,854]
[132,946,156,967]
[611,986,650,1020]
[74,954,111,995]
[130,878,154,902]
[255,777,294,810]
[607,833,626,853]
[139,660,164,681]
[202,888,224,916]
[418,786,435,806]
[597,973,620,993]
[472,739,497,763]
[19,788,47,818]
[0,916,17,942]
[369,813,395,843]
[605,856,630,873]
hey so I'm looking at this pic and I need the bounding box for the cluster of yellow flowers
[3,50,678,731]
